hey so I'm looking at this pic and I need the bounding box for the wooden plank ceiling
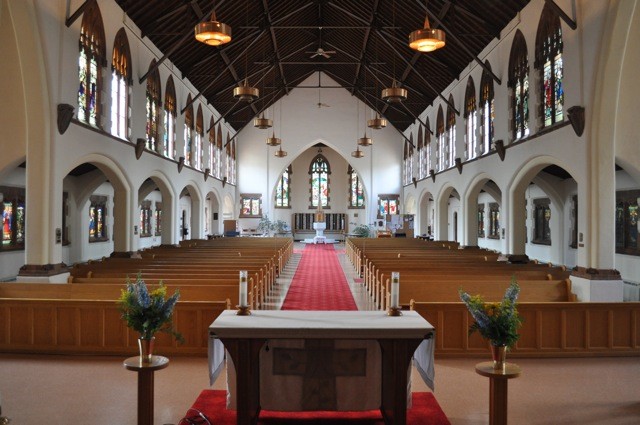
[116,0,530,132]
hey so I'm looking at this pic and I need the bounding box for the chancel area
[1,0,640,424]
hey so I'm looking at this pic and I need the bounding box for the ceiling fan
[305,27,336,59]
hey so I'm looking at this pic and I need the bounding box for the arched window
[509,30,530,140]
[111,28,131,139]
[536,3,564,128]
[163,76,176,159]
[195,105,204,170]
[404,136,414,185]
[309,154,330,208]
[78,2,106,127]
[480,63,495,155]
[348,165,365,208]
[1,186,25,250]
[145,60,162,152]
[417,126,424,179]
[424,119,432,175]
[276,165,292,208]
[184,95,194,166]
[225,133,232,182]
[446,96,456,168]
[208,117,215,175]
[436,106,445,171]
[464,77,477,160]
[231,140,237,184]
[216,124,223,178]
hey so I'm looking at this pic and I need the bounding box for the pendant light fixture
[368,114,387,129]
[351,146,364,158]
[266,105,280,146]
[274,99,287,157]
[233,79,259,102]
[352,100,365,158]
[409,1,445,52]
[194,2,231,46]
[254,113,272,129]
[358,104,372,146]
[382,1,407,103]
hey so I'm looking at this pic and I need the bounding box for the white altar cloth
[209,310,435,411]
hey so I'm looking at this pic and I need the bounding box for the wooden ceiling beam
[351,0,380,95]
[263,0,290,94]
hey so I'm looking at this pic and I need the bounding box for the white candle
[391,272,400,309]
[239,270,248,307]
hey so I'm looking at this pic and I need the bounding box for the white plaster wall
[477,192,503,252]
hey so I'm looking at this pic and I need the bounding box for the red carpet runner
[281,243,357,311]
[184,390,451,425]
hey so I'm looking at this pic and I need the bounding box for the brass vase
[490,343,507,371]
[138,336,155,363]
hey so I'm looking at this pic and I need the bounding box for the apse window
[240,194,262,218]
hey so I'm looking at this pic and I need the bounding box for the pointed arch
[536,2,564,128]
[436,106,445,171]
[163,76,176,159]
[464,77,477,160]
[111,28,131,139]
[348,164,365,208]
[309,154,331,208]
[145,59,162,152]
[195,105,204,170]
[275,164,292,208]
[216,124,223,178]
[509,30,530,141]
[208,116,215,176]
[480,61,496,155]
[184,94,194,166]
[424,118,432,175]
[446,95,457,169]
[78,1,106,127]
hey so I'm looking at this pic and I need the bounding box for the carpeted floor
[185,390,451,425]
[281,244,357,311]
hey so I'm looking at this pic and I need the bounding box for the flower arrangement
[459,278,523,348]
[118,276,184,343]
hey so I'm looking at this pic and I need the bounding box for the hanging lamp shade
[195,11,232,46]
[233,79,259,102]
[358,132,373,147]
[266,131,281,146]
[351,146,364,158]
[368,114,387,129]
[381,80,408,103]
[409,15,445,52]
[253,113,272,129]
[274,147,288,157]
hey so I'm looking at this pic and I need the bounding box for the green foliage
[459,278,523,348]
[351,223,374,238]
[117,275,184,343]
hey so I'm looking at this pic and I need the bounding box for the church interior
[1,0,639,423]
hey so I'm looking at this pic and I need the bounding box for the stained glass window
[140,201,152,237]
[89,196,107,242]
[436,106,445,172]
[225,134,232,182]
[216,125,223,179]
[536,4,564,128]
[164,76,176,159]
[465,78,477,160]
[110,28,131,139]
[309,154,330,208]
[78,2,105,127]
[155,202,162,236]
[240,194,262,218]
[417,126,424,179]
[404,138,414,185]
[533,198,552,245]
[424,119,432,174]
[378,194,399,219]
[195,106,204,170]
[184,95,194,166]
[348,165,365,208]
[509,30,530,140]
[615,190,639,256]
[1,186,25,250]
[489,203,500,239]
[480,64,495,155]
[477,204,485,238]
[145,60,162,152]
[275,165,292,208]
[446,97,456,168]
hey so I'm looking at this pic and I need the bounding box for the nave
[1,243,639,424]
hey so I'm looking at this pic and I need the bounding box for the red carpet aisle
[185,390,451,425]
[280,243,358,311]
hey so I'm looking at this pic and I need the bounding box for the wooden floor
[1,243,639,424]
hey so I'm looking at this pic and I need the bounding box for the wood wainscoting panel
[33,306,56,345]
[540,308,563,349]
[441,309,465,350]
[588,309,610,349]
[9,306,31,344]
[564,309,587,349]
[56,307,78,346]
[104,307,127,347]
[516,309,538,349]
[612,308,633,348]
[175,307,200,347]
[0,306,7,343]
[79,307,103,346]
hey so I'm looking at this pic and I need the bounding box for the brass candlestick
[236,305,251,316]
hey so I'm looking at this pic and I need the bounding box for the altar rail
[411,301,640,357]
[0,298,229,356]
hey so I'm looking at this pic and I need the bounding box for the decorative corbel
[567,106,585,137]
[494,140,506,161]
[204,168,210,181]
[430,169,436,183]
[135,138,145,160]
[455,158,463,174]
[177,156,185,173]
[222,176,227,187]
[412,177,417,188]
[57,104,74,134]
